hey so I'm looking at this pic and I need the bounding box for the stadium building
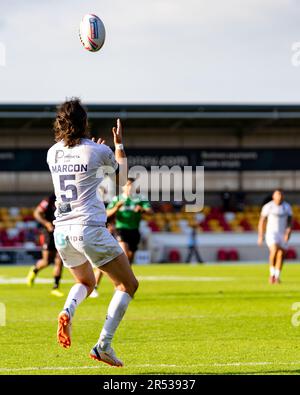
[1,103,300,264]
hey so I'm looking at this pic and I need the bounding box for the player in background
[258,189,293,284]
[26,193,64,297]
[185,224,204,263]
[106,178,152,264]
[47,99,138,367]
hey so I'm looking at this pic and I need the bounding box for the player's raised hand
[92,137,106,145]
[112,118,123,145]
[116,200,124,209]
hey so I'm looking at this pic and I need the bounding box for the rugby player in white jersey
[258,189,293,284]
[47,99,138,367]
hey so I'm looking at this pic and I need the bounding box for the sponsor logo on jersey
[65,235,83,242]
[54,232,67,247]
[55,150,80,163]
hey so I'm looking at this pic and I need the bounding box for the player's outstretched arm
[112,118,127,186]
[257,216,266,246]
[134,205,153,214]
[285,216,292,242]
[34,206,54,232]
[106,200,124,218]
[112,119,126,159]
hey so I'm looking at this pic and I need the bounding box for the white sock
[98,290,132,349]
[274,268,281,279]
[270,266,275,277]
[63,283,88,318]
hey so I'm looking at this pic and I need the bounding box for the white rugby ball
[79,14,105,52]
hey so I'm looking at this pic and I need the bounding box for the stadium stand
[1,202,300,242]
[2,104,300,263]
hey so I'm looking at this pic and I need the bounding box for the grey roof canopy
[1,104,300,129]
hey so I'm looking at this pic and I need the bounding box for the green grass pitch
[1,263,300,375]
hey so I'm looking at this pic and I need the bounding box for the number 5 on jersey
[59,175,78,202]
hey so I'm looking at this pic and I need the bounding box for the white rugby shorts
[54,225,123,268]
[265,232,288,250]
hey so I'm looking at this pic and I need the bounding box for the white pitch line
[1,361,300,373]
[0,277,73,285]
[0,276,235,285]
[8,315,207,323]
[8,313,289,324]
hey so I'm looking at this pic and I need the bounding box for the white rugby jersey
[261,200,292,235]
[47,139,118,226]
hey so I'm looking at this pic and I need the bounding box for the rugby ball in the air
[79,14,105,52]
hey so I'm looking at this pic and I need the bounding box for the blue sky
[0,0,300,103]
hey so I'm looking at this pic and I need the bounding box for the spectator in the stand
[173,201,183,212]
[221,187,232,212]
[185,224,203,264]
[160,202,174,213]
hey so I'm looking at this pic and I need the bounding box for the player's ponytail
[54,98,89,147]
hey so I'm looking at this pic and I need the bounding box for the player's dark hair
[54,98,89,147]
[127,177,135,184]
[273,188,284,194]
